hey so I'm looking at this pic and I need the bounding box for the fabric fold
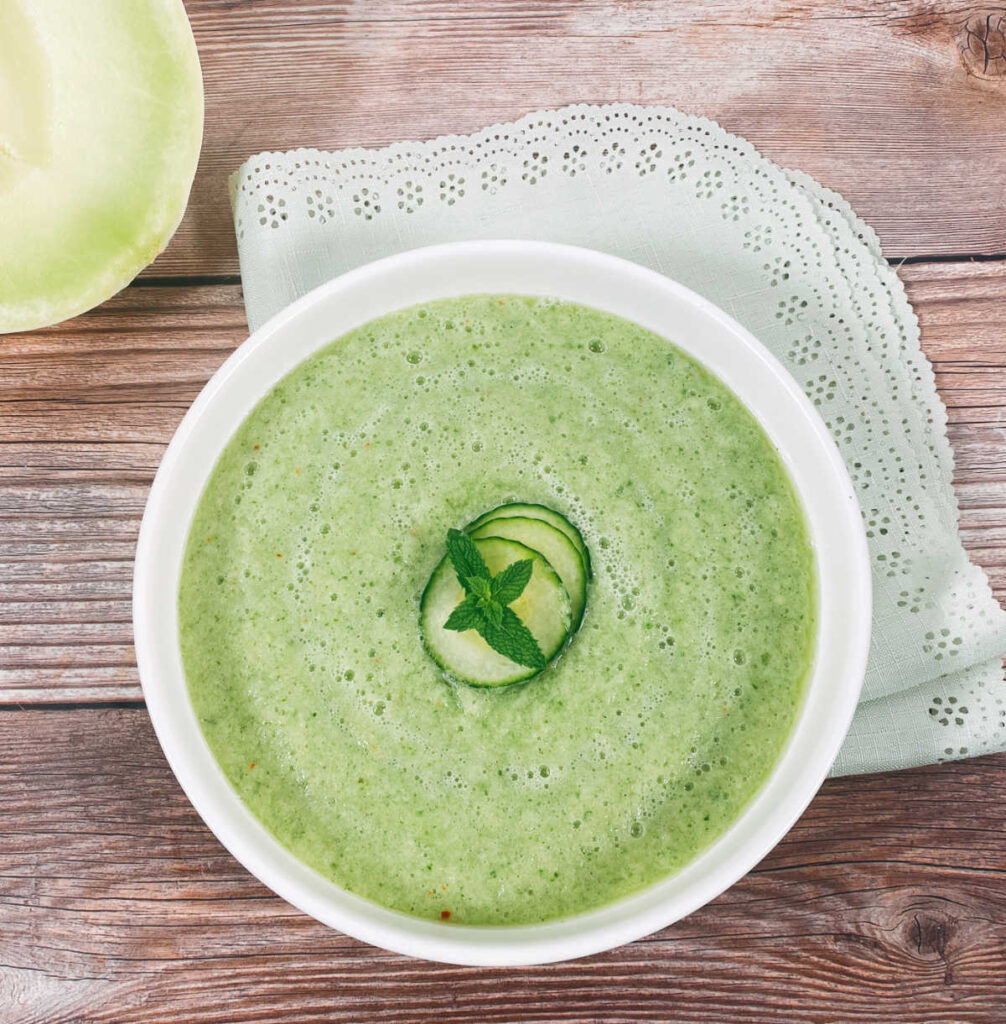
[230,103,1006,774]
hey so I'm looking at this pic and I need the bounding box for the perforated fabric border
[230,103,1006,774]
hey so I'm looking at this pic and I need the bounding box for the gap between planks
[129,254,1006,293]
[1,259,1005,707]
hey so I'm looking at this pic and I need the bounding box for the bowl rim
[134,239,871,966]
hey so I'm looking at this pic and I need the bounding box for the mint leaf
[445,528,489,593]
[482,599,503,628]
[490,558,533,606]
[443,594,484,633]
[441,528,547,673]
[476,606,547,670]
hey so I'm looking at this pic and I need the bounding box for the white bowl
[134,240,871,966]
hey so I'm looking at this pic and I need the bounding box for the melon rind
[0,0,204,333]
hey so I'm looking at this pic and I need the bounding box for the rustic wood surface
[1,1,1005,1021]
[2,710,1005,1024]
[3,262,1004,705]
[159,0,1006,274]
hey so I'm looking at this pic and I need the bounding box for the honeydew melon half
[0,0,203,333]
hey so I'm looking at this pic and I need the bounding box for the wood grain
[2,262,1004,703]
[2,4,1005,1017]
[145,0,1006,280]
[0,708,1003,1024]
[902,261,1006,598]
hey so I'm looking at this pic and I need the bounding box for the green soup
[179,296,815,925]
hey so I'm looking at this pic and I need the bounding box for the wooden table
[2,2,1005,1021]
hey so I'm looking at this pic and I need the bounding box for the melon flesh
[0,0,203,333]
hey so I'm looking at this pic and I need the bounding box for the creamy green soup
[179,296,815,925]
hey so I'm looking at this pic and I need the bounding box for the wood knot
[958,11,1006,79]
[911,913,951,958]
[902,902,959,984]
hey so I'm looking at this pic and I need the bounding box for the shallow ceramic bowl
[134,240,871,966]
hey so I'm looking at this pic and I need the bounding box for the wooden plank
[2,4,1003,1015]
[144,0,1006,279]
[0,708,1002,1023]
[0,284,246,701]
[1,262,1005,703]
[902,261,1006,601]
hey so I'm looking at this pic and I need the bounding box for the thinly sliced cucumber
[469,517,587,631]
[420,537,571,687]
[466,502,591,578]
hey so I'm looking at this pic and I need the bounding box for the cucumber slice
[466,503,591,578]
[469,517,587,631]
[420,537,571,687]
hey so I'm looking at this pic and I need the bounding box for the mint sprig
[442,529,546,670]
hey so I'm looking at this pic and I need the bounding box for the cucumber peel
[421,505,591,687]
[466,502,591,578]
[469,516,587,630]
[421,536,572,687]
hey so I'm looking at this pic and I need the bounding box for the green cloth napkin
[230,104,1006,775]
